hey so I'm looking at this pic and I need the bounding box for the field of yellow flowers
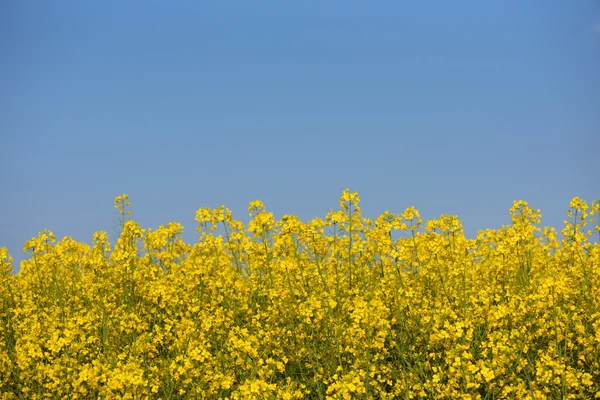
[1,191,599,399]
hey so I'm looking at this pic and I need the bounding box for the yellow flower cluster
[1,191,599,399]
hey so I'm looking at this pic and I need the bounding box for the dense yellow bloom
[0,193,599,398]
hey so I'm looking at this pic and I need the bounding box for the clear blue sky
[1,1,599,269]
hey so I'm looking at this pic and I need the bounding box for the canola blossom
[1,191,600,399]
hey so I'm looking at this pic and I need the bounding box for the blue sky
[1,1,599,269]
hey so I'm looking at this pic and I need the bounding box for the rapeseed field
[1,191,599,399]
